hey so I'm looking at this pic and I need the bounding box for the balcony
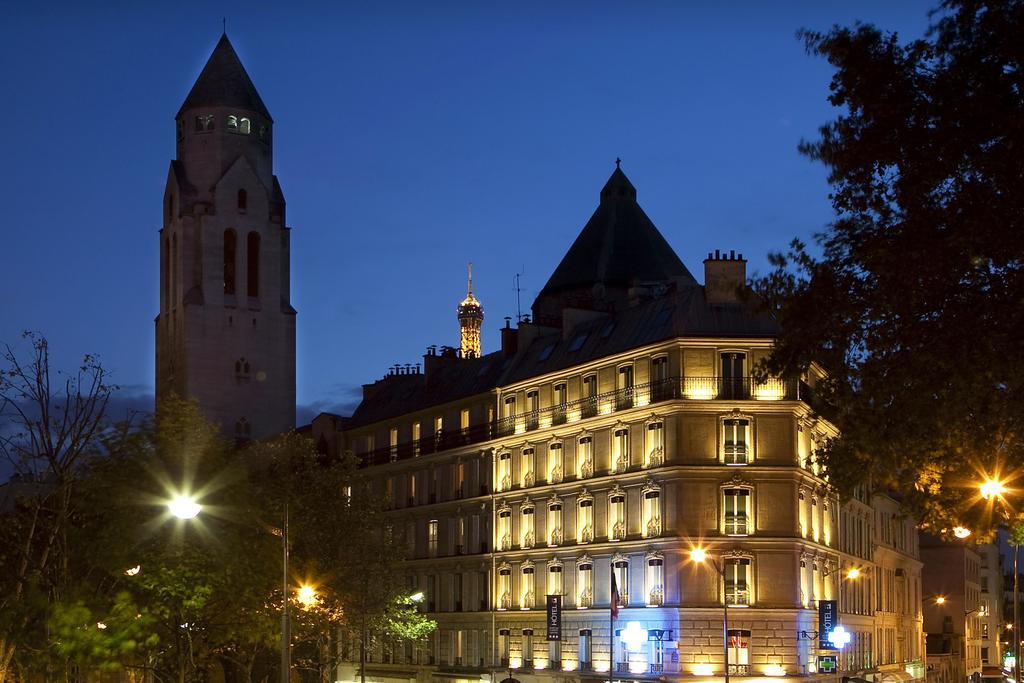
[357,374,809,468]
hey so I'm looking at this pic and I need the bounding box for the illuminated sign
[818,600,837,649]
[818,656,837,673]
[546,595,561,641]
[828,625,851,649]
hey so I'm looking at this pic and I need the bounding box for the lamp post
[168,494,293,683]
[691,548,730,683]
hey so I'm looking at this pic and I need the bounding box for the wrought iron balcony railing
[359,375,811,467]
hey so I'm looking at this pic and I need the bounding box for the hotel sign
[818,600,837,650]
[546,595,562,641]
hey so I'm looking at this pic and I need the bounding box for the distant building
[155,34,296,440]
[313,166,925,683]
[921,535,984,683]
[976,544,1004,668]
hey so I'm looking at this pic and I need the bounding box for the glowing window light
[692,663,715,676]
[620,621,647,651]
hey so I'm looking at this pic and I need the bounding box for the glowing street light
[935,596,947,605]
[953,527,972,539]
[297,585,317,609]
[168,495,201,520]
[846,568,861,580]
[690,547,708,564]
[409,591,425,603]
[980,478,1007,500]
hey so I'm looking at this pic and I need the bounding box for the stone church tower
[156,34,296,441]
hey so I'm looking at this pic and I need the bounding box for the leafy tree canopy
[756,0,1024,538]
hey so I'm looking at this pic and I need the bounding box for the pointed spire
[177,34,272,121]
[467,262,474,298]
[600,162,637,203]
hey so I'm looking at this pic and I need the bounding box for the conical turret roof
[177,34,272,121]
[536,165,695,300]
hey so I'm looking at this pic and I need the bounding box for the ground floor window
[727,629,750,674]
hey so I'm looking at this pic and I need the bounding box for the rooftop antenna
[514,269,525,323]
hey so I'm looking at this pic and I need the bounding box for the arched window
[223,230,237,295]
[237,189,247,212]
[227,115,238,132]
[246,232,260,297]
[239,117,251,134]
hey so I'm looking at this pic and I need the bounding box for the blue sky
[0,1,934,423]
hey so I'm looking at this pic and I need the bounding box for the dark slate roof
[502,287,778,385]
[535,167,696,300]
[177,34,272,121]
[348,353,509,428]
[346,286,778,428]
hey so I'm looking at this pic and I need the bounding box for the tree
[0,332,115,681]
[247,436,436,683]
[754,0,1024,536]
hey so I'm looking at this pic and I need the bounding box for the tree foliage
[755,0,1024,536]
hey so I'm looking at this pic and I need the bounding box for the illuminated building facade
[313,166,925,683]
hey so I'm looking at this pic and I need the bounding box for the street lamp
[166,495,292,683]
[980,478,1007,501]
[690,547,731,683]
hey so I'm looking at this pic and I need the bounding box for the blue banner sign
[818,600,837,650]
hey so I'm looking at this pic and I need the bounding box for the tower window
[223,230,237,295]
[234,357,251,381]
[227,115,238,132]
[246,232,260,297]
[234,417,251,445]
[195,114,214,132]
[237,189,247,212]
[239,117,251,134]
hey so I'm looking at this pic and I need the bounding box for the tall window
[227,115,238,132]
[195,114,214,131]
[617,366,634,409]
[577,559,593,607]
[520,562,535,610]
[723,418,750,464]
[547,498,563,546]
[724,558,751,605]
[389,427,398,461]
[223,230,236,295]
[727,630,751,673]
[548,442,563,483]
[721,352,746,399]
[582,374,598,418]
[521,447,535,487]
[577,494,594,543]
[497,505,511,551]
[642,486,662,538]
[497,565,511,610]
[412,422,421,456]
[499,630,510,666]
[577,436,593,479]
[526,390,539,430]
[646,553,665,606]
[503,395,516,419]
[579,630,592,669]
[645,421,664,467]
[547,560,563,596]
[723,488,752,535]
[497,451,511,492]
[553,383,567,424]
[522,629,534,665]
[612,556,629,606]
[609,488,626,541]
[239,117,251,134]
[246,231,260,297]
[237,188,247,211]
[612,427,630,472]
[651,355,670,400]
[427,519,438,557]
[520,502,535,549]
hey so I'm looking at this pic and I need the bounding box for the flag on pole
[611,570,620,620]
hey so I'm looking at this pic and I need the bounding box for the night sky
[0,1,933,424]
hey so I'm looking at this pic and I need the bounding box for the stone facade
[155,35,296,440]
[313,169,925,683]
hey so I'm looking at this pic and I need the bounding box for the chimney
[703,249,747,305]
[501,317,518,356]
